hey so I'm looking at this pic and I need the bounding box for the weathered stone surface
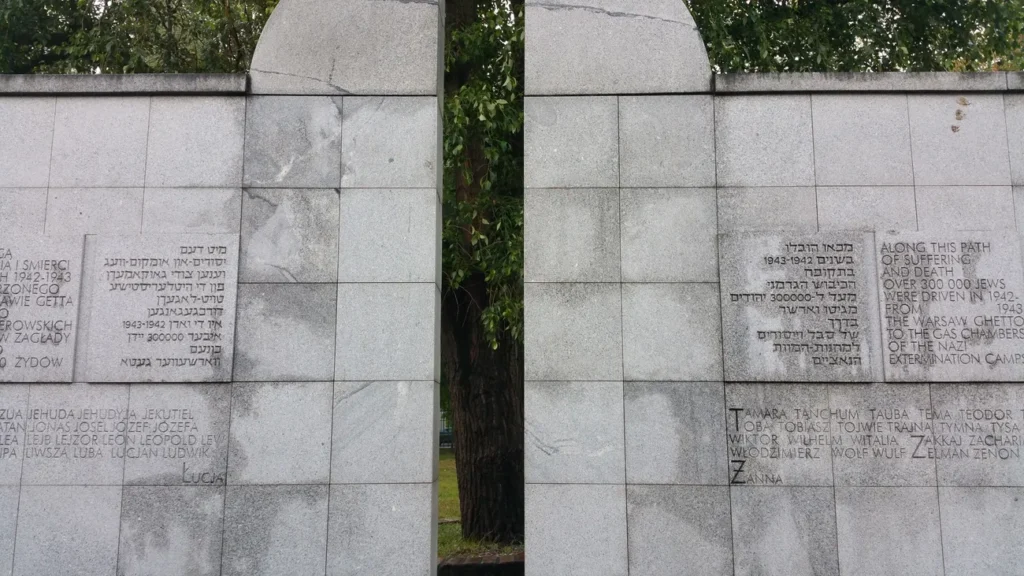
[626,485,732,576]
[337,189,437,283]
[816,187,917,232]
[118,486,224,576]
[524,189,620,282]
[715,95,814,187]
[84,234,238,382]
[618,95,715,187]
[732,487,839,576]
[142,188,242,234]
[242,96,342,188]
[0,486,16,575]
[715,71,1009,93]
[877,231,1024,382]
[146,97,245,187]
[812,94,914,186]
[0,189,47,235]
[525,484,627,576]
[908,94,1011,186]
[720,232,880,382]
[0,235,83,383]
[0,97,54,187]
[240,188,339,283]
[1008,95,1024,185]
[0,386,27,485]
[931,384,1024,486]
[222,485,329,576]
[524,96,618,188]
[0,74,247,95]
[717,187,818,233]
[620,188,718,282]
[1010,72,1024,91]
[524,283,622,381]
[45,188,143,235]
[341,97,437,188]
[915,186,1015,231]
[939,487,1024,575]
[49,97,150,187]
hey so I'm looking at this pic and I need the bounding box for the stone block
[525,381,624,484]
[222,485,329,576]
[931,384,1024,486]
[817,186,917,232]
[908,94,1011,186]
[0,387,28,485]
[84,234,238,383]
[332,381,436,484]
[243,96,342,188]
[725,384,834,486]
[1016,188,1024,231]
[525,484,627,576]
[45,188,143,235]
[720,232,880,382]
[123,384,231,486]
[524,283,622,381]
[338,189,437,282]
[835,487,944,576]
[335,283,436,381]
[0,97,54,187]
[1011,72,1024,91]
[624,382,725,485]
[626,485,732,576]
[240,189,339,283]
[715,95,814,187]
[732,487,838,576]
[327,483,434,576]
[118,486,224,576]
[341,97,437,188]
[0,189,47,234]
[1008,95,1024,185]
[227,382,333,485]
[0,486,16,576]
[812,94,914,186]
[233,284,337,382]
[620,188,718,282]
[12,485,121,576]
[716,71,1009,93]
[939,487,1024,575]
[524,189,620,282]
[618,95,715,187]
[0,74,246,95]
[0,235,83,383]
[142,188,242,234]
[49,97,150,187]
[524,97,618,188]
[916,186,1015,231]
[622,283,723,381]
[146,97,245,187]
[21,384,128,485]
[717,187,818,232]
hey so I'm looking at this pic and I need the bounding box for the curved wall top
[250,0,440,95]
[525,0,711,95]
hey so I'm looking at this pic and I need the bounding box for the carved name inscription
[0,236,83,382]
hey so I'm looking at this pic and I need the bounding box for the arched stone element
[250,0,440,95]
[525,0,711,94]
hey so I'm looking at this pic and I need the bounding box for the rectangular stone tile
[1016,187,1024,231]
[731,487,838,576]
[812,94,914,186]
[1008,95,1024,185]
[718,187,818,232]
[146,96,245,187]
[335,283,436,381]
[123,384,230,486]
[525,484,627,576]
[525,381,624,484]
[627,485,732,576]
[243,96,342,188]
[0,387,28,485]
[341,96,437,188]
[524,96,618,188]
[327,483,434,576]
[620,188,718,282]
[720,232,880,382]
[829,383,936,486]
[227,382,333,485]
[817,187,918,232]
[624,382,726,485]
[118,485,224,576]
[908,94,1011,186]
[142,188,242,234]
[0,486,15,576]
[22,384,127,485]
[84,234,238,382]
[0,189,47,234]
[715,95,814,187]
[725,384,834,486]
[45,188,143,235]
[332,381,435,484]
[916,185,1015,231]
[524,283,622,381]
[222,485,329,576]
[877,231,1024,381]
[622,283,723,381]
[931,384,1024,486]
[524,188,620,282]
[240,188,339,283]
[619,95,715,187]
[940,487,1024,575]
[338,188,437,283]
[0,235,83,383]
[835,487,943,576]
[233,284,337,382]
[49,97,150,187]
[0,97,54,188]
[13,485,121,576]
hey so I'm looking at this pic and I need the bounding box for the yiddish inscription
[0,236,83,382]
[86,235,239,382]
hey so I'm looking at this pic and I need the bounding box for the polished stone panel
[240,188,339,283]
[816,187,918,232]
[524,96,618,188]
[525,188,620,283]
[908,94,1011,186]
[0,189,47,235]
[142,189,242,234]
[117,486,224,576]
[620,188,718,283]
[940,487,1024,575]
[337,189,437,283]
[526,484,627,576]
[731,487,839,576]
[45,188,143,235]
[0,97,54,188]
[717,187,818,233]
[146,97,245,188]
[715,95,814,187]
[242,96,343,188]
[49,97,150,188]
[524,283,622,381]
[619,95,715,188]
[341,97,437,189]
[627,485,733,576]
[812,94,914,186]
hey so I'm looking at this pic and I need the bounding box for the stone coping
[715,72,1017,93]
[0,73,247,95]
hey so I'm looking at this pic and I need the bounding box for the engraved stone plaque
[85,235,239,382]
[0,236,83,383]
[720,232,880,382]
[877,231,1024,381]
